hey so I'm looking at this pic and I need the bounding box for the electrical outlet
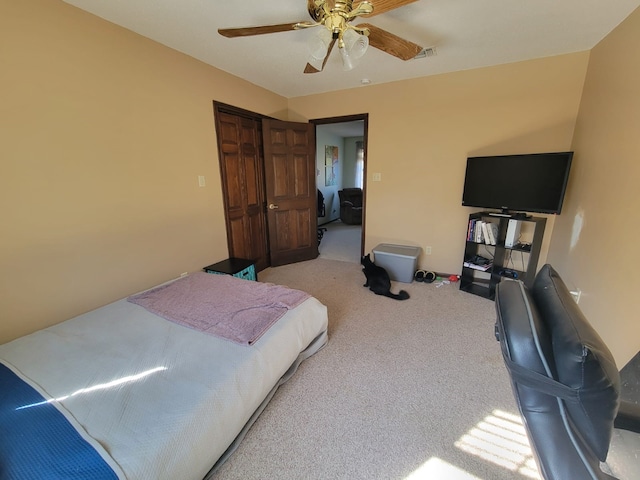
[425,246,432,255]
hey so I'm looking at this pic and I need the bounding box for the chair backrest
[317,189,325,217]
[338,188,362,207]
[495,264,621,480]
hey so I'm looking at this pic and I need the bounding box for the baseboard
[318,219,340,227]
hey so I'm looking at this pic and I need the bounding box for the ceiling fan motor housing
[320,0,372,38]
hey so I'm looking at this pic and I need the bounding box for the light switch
[198,175,206,187]
[373,172,382,182]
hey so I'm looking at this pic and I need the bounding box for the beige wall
[3,1,638,367]
[547,7,640,366]
[289,53,589,275]
[0,0,287,342]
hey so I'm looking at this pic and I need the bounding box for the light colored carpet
[213,258,541,480]
[318,220,361,263]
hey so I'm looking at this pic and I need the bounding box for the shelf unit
[459,211,546,300]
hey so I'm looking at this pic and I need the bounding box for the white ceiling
[62,0,640,99]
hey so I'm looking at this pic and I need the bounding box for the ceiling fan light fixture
[339,28,369,71]
[307,27,333,71]
[339,44,354,71]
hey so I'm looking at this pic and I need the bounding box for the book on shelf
[478,221,485,243]
[467,219,474,241]
[486,222,498,245]
[467,218,499,245]
[467,219,485,243]
[481,222,491,245]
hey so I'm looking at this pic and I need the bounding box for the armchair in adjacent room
[338,188,363,225]
[494,264,640,480]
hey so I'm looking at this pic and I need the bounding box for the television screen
[462,152,573,214]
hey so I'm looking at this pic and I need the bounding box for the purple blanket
[128,272,310,345]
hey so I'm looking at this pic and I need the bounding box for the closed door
[215,109,269,271]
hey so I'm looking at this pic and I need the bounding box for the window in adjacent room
[355,141,364,189]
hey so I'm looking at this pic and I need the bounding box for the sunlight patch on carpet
[405,457,482,479]
[454,409,541,479]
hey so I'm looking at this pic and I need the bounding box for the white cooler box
[372,244,421,283]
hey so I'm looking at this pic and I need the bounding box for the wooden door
[262,119,318,267]
[215,110,269,271]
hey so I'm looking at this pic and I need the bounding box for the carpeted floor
[213,258,541,480]
[318,220,361,263]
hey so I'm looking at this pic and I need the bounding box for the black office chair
[317,189,327,246]
[494,264,640,479]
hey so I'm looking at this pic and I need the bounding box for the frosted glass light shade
[307,28,332,70]
[340,28,369,71]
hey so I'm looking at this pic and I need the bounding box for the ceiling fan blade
[358,23,422,60]
[304,63,321,74]
[304,38,337,74]
[357,0,418,17]
[218,22,309,38]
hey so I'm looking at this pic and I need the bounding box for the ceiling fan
[218,0,424,73]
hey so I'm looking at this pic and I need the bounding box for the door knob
[268,203,279,210]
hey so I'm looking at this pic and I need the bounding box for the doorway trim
[311,113,368,258]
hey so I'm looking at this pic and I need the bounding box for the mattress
[0,273,328,479]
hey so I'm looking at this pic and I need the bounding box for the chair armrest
[614,401,640,433]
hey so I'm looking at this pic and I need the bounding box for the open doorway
[312,114,368,264]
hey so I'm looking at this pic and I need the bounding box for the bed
[0,272,328,479]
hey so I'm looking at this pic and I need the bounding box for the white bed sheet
[0,284,328,479]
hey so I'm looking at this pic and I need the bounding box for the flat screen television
[462,152,573,215]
